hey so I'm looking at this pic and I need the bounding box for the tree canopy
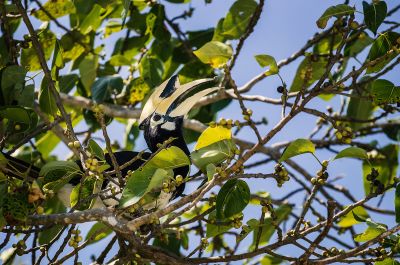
[0,0,400,264]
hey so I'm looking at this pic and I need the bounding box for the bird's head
[138,75,218,154]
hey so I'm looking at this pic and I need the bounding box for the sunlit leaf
[33,0,76,21]
[221,0,257,39]
[279,139,315,162]
[194,125,232,150]
[120,146,189,208]
[354,219,386,242]
[191,139,236,172]
[254,54,279,76]
[337,206,369,228]
[194,41,233,68]
[334,147,368,160]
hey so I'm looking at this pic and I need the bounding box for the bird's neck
[145,126,190,156]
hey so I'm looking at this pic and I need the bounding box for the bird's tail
[0,152,40,180]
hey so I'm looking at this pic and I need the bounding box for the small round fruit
[73,141,81,148]
[277,86,284,93]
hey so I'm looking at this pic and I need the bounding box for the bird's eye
[153,114,161,121]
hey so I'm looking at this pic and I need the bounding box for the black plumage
[1,75,218,208]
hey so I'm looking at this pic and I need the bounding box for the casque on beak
[138,75,219,129]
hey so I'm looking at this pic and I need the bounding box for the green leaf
[51,40,64,78]
[251,204,292,248]
[191,139,236,172]
[39,77,58,117]
[289,56,328,92]
[40,161,81,192]
[363,0,387,35]
[85,222,113,245]
[153,232,183,256]
[79,4,104,34]
[38,196,66,244]
[87,139,105,160]
[382,124,400,141]
[354,220,386,242]
[221,0,258,39]
[104,21,122,38]
[1,65,26,105]
[370,79,400,105]
[120,146,190,208]
[146,5,171,42]
[194,125,232,150]
[260,255,283,265]
[60,30,88,61]
[33,0,76,21]
[334,147,368,160]
[109,54,133,66]
[70,178,100,210]
[0,106,31,124]
[193,41,233,68]
[316,4,354,29]
[279,139,315,162]
[363,145,398,195]
[79,55,98,92]
[206,210,233,237]
[337,206,369,228]
[139,55,164,87]
[375,258,400,265]
[59,74,79,93]
[346,78,374,130]
[150,146,191,169]
[396,184,400,223]
[366,32,400,73]
[21,29,56,72]
[254,55,279,76]
[91,75,124,103]
[206,164,216,181]
[216,179,250,220]
[344,31,373,57]
[119,167,171,208]
[18,84,35,108]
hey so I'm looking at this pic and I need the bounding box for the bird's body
[1,75,218,209]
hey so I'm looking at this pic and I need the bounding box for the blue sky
[4,0,400,264]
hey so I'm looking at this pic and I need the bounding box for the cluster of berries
[366,168,384,194]
[311,160,329,186]
[68,229,82,248]
[334,126,353,144]
[274,164,290,187]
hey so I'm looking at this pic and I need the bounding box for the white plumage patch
[160,121,176,131]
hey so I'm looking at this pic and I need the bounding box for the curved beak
[138,75,219,128]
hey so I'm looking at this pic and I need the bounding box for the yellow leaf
[194,126,232,151]
[193,41,232,68]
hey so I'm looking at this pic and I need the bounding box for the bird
[1,75,218,210]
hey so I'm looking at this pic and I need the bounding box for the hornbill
[1,75,218,209]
